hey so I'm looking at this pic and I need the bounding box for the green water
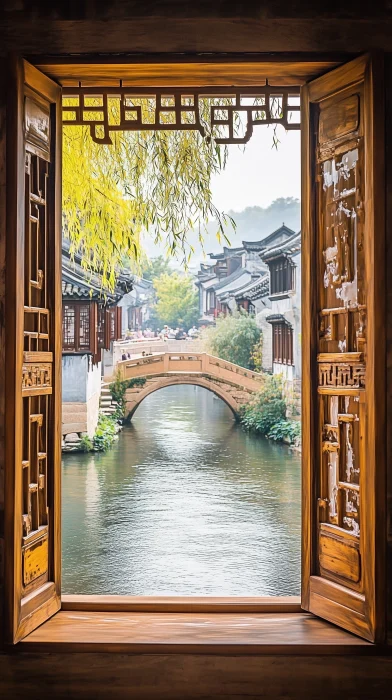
[62,385,301,595]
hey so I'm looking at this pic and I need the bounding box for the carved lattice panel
[302,53,386,643]
[315,87,365,591]
[319,393,361,534]
[22,398,48,540]
[5,57,62,644]
[21,97,53,593]
[62,85,300,145]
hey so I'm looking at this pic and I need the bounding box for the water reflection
[62,385,301,595]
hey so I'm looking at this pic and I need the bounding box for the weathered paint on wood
[301,54,386,642]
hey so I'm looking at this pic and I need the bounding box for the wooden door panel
[301,54,386,642]
[5,58,62,643]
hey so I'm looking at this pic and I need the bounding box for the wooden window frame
[272,321,293,366]
[107,306,117,343]
[62,303,76,351]
[61,300,97,354]
[2,53,389,651]
[97,304,106,350]
[115,306,122,341]
[207,289,216,314]
[269,256,295,296]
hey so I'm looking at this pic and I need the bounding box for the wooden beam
[0,17,391,54]
[33,58,342,87]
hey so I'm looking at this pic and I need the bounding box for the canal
[62,385,301,596]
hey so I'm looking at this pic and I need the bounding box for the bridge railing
[204,353,264,391]
[112,338,204,365]
[116,352,167,380]
[115,352,264,392]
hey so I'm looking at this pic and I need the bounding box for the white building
[195,223,302,411]
[259,230,301,382]
[117,277,154,333]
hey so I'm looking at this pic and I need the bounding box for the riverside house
[61,241,131,443]
[196,225,300,380]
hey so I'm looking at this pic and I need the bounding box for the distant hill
[141,197,301,265]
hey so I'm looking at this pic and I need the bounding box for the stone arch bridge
[114,352,264,418]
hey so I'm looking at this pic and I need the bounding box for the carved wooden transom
[62,85,300,145]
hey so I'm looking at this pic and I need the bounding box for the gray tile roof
[62,239,133,304]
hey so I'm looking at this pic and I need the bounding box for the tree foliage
[153,273,199,330]
[204,310,261,370]
[142,255,172,281]
[63,98,234,290]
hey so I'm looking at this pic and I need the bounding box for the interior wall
[0,4,391,692]
[386,53,392,644]
[1,651,392,700]
[0,67,5,646]
[0,2,392,54]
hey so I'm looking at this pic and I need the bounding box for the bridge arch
[125,375,240,419]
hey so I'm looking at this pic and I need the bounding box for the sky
[141,124,301,262]
[210,125,300,212]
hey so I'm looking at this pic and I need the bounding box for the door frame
[1,53,387,640]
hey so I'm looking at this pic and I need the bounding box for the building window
[62,302,93,353]
[106,306,122,342]
[270,257,295,295]
[78,304,90,350]
[273,322,293,365]
[206,289,216,312]
[63,304,75,349]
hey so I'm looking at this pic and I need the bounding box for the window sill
[268,291,294,301]
[61,594,302,613]
[17,598,380,655]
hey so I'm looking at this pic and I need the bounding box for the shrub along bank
[81,375,147,453]
[203,310,262,370]
[239,374,301,446]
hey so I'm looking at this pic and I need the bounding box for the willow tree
[153,272,199,330]
[63,97,235,290]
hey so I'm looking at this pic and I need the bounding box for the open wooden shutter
[115,306,122,340]
[4,58,62,642]
[301,54,386,642]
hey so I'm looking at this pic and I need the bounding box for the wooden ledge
[61,594,302,613]
[19,611,378,655]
